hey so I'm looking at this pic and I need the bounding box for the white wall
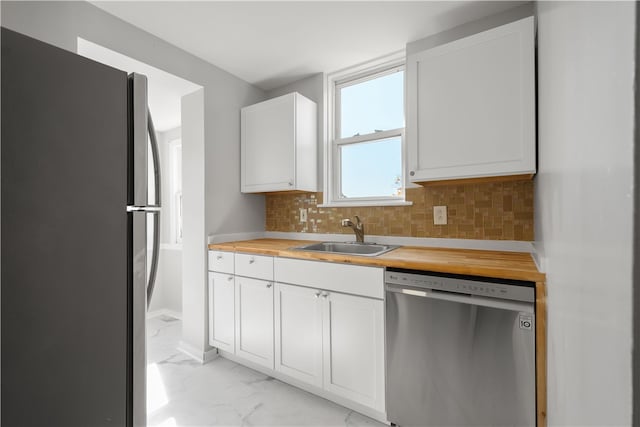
[148,248,182,316]
[535,2,635,425]
[1,1,266,357]
[181,89,207,353]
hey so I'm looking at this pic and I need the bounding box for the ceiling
[78,38,202,131]
[91,1,526,91]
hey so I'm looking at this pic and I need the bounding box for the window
[169,139,183,244]
[324,52,410,207]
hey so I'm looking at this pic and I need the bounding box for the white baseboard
[177,341,218,364]
[147,308,182,320]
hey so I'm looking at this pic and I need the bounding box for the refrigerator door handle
[146,111,161,307]
[147,210,160,308]
[130,73,148,207]
[147,110,161,207]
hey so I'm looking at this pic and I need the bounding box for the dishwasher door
[386,284,535,427]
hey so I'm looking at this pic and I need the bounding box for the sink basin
[293,241,400,257]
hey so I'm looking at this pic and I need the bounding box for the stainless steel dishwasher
[385,268,535,427]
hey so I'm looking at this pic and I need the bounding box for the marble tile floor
[147,315,387,427]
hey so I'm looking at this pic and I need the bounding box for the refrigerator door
[2,28,130,426]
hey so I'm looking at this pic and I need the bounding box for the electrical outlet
[433,206,447,225]
[300,208,307,223]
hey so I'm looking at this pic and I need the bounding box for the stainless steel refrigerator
[1,28,160,426]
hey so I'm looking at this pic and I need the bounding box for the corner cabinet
[241,92,317,193]
[406,16,536,183]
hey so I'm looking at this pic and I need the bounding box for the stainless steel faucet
[341,215,364,243]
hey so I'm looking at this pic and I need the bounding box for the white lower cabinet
[235,277,274,369]
[208,251,386,420]
[208,272,235,353]
[274,283,323,387]
[274,283,385,414]
[322,291,385,412]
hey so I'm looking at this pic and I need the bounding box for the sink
[293,241,400,257]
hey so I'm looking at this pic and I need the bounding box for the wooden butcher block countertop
[208,238,545,283]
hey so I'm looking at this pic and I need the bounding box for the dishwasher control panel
[385,270,534,303]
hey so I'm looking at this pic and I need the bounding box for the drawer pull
[314,291,321,298]
[266,282,273,288]
[227,276,233,282]
[321,291,329,299]
[216,255,223,260]
[249,257,255,264]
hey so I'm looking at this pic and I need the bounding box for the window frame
[322,51,411,207]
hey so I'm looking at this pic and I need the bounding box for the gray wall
[1,1,266,356]
[535,1,635,424]
[267,73,325,187]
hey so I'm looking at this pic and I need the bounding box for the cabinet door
[322,292,385,412]
[241,94,295,192]
[208,272,235,353]
[274,283,323,387]
[235,277,275,368]
[406,17,535,182]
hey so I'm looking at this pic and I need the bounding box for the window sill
[318,200,413,208]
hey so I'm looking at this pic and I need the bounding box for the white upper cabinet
[406,16,535,183]
[241,92,317,193]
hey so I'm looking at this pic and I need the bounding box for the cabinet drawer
[274,258,383,299]
[235,253,274,280]
[208,250,234,273]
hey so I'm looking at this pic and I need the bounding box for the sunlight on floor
[154,417,177,427]
[147,363,169,414]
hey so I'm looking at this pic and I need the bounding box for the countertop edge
[208,239,546,283]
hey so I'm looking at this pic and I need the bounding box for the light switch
[300,208,307,223]
[433,206,447,225]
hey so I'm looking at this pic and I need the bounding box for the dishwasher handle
[386,284,534,314]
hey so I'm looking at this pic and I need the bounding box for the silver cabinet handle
[409,171,415,176]
[321,292,329,299]
[266,282,273,288]
[227,276,233,282]
[249,257,255,264]
[314,291,321,298]
[216,255,223,260]
[288,181,293,186]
